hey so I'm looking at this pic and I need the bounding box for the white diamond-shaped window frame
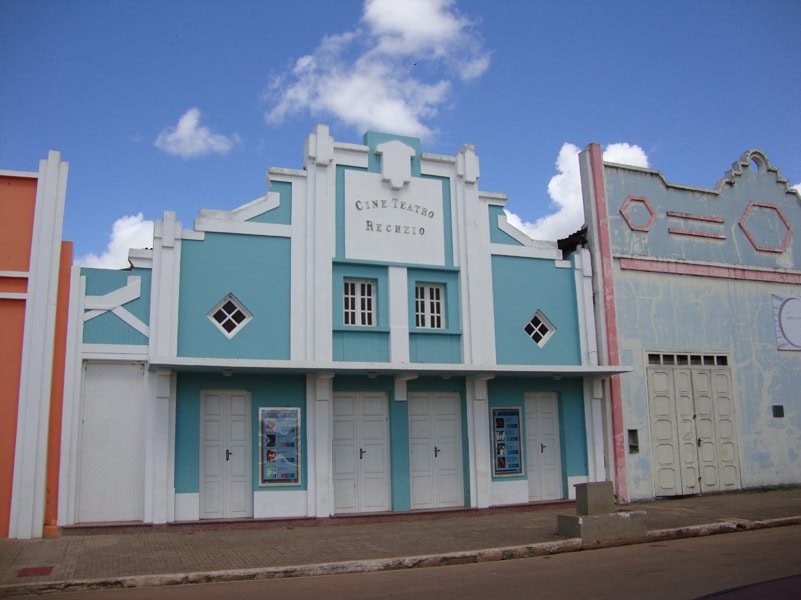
[208,293,253,339]
[523,310,556,348]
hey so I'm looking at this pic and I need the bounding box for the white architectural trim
[287,167,309,361]
[128,248,153,269]
[0,169,37,178]
[308,372,334,517]
[490,243,564,260]
[452,144,497,365]
[145,369,173,524]
[254,490,308,518]
[10,151,67,539]
[0,292,27,300]
[393,374,417,402]
[174,493,199,521]
[149,211,182,359]
[307,125,336,362]
[58,265,85,527]
[83,276,149,337]
[388,266,409,363]
[149,354,631,377]
[0,270,30,278]
[81,344,149,360]
[193,218,291,238]
[468,375,493,509]
[180,229,205,241]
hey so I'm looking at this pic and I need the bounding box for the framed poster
[259,407,300,485]
[492,408,523,476]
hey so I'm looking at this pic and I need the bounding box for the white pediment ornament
[376,140,416,190]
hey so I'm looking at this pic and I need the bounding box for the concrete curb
[3,517,800,597]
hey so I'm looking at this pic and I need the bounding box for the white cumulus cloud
[155,108,241,158]
[75,213,154,269]
[265,0,489,139]
[507,142,650,241]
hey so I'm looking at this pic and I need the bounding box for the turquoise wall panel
[487,378,587,488]
[174,373,306,493]
[81,267,151,345]
[178,233,290,359]
[488,205,525,245]
[409,333,461,363]
[246,180,292,225]
[491,255,580,365]
[333,331,390,362]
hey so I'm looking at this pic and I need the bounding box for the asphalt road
[33,525,801,600]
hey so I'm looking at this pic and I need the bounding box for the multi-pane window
[524,310,555,347]
[208,293,253,339]
[415,283,445,329]
[343,279,375,326]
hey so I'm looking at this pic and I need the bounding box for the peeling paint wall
[586,148,801,500]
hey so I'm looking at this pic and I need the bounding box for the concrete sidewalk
[1,488,800,596]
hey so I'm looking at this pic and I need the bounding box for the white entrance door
[648,363,740,496]
[77,363,146,523]
[333,392,391,514]
[199,390,252,519]
[409,393,464,510]
[525,392,563,501]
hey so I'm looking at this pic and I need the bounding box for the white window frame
[208,293,253,339]
[343,278,376,327]
[415,283,445,329]
[524,310,555,347]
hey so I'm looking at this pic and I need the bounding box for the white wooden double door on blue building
[332,392,464,514]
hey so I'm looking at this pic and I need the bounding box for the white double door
[199,390,253,519]
[648,367,740,496]
[333,392,391,514]
[525,392,563,502]
[409,393,464,509]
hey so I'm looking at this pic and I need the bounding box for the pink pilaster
[588,144,628,503]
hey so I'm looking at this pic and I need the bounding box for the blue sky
[1,0,799,268]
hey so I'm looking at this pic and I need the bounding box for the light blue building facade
[580,144,801,502]
[58,126,623,526]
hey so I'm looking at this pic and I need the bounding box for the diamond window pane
[208,294,253,339]
[524,310,555,347]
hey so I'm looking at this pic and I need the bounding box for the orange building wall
[0,175,36,538]
[0,177,36,271]
[0,301,27,537]
[43,241,72,537]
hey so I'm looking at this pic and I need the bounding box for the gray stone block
[575,481,616,515]
[557,511,648,543]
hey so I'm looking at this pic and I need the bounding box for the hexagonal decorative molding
[620,196,656,232]
[738,201,792,253]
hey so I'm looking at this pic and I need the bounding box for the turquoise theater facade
[58,126,624,526]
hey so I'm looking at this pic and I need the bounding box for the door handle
[360,448,366,460]
[434,446,441,458]
[540,443,546,453]
[225,449,232,461]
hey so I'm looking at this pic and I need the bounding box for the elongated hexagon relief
[738,202,792,253]
[620,195,656,232]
